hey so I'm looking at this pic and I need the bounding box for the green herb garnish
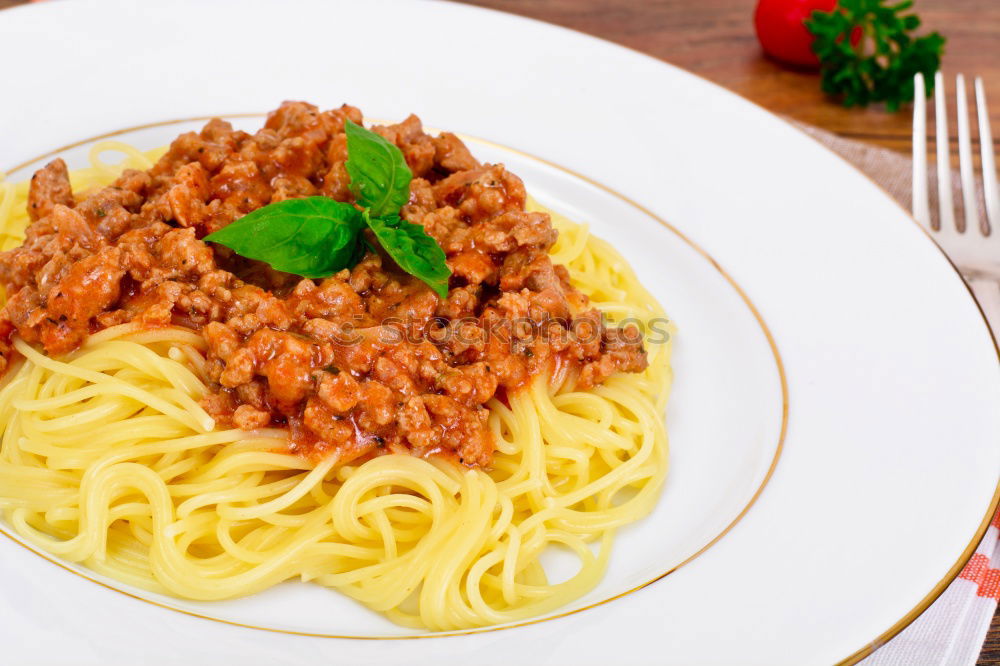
[344,120,412,218]
[806,0,945,111]
[203,120,450,297]
[365,212,450,298]
[201,197,364,278]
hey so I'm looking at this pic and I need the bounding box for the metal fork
[913,71,1000,324]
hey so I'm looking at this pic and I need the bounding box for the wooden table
[460,0,999,159]
[1,0,999,661]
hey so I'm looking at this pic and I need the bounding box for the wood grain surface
[1,0,999,662]
[460,0,1000,160]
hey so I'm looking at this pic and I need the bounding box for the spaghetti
[0,133,671,630]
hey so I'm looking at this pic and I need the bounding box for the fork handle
[969,277,1000,335]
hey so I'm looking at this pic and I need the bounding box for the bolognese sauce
[0,102,646,467]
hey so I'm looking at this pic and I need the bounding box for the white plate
[0,1,997,664]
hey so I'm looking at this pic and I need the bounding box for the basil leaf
[203,197,365,279]
[344,120,412,218]
[365,212,451,298]
[199,121,450,298]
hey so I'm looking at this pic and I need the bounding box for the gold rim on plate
[785,122,1000,666]
[0,114,788,640]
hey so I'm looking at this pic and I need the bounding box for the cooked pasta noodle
[0,142,671,630]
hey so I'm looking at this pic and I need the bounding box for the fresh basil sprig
[203,120,451,297]
[365,212,450,299]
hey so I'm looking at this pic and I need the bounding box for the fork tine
[935,72,956,232]
[975,77,1000,232]
[913,72,931,227]
[957,74,980,234]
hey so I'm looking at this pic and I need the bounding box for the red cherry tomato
[754,0,839,68]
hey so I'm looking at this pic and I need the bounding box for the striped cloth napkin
[864,515,1000,665]
[794,121,1000,666]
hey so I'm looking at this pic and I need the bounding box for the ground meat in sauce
[0,102,647,468]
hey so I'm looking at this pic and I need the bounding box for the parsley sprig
[805,0,945,111]
[203,120,451,297]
